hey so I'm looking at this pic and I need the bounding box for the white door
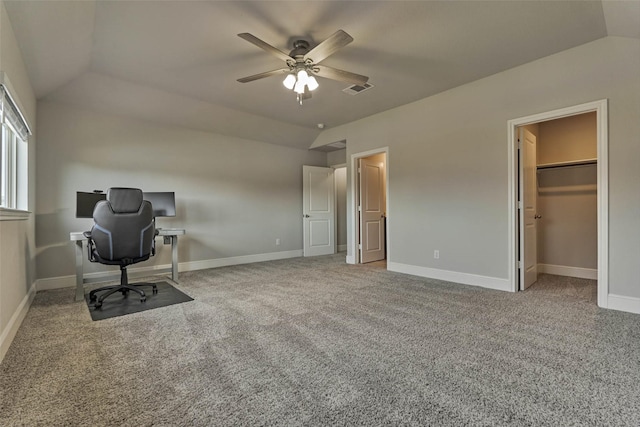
[519,128,538,290]
[359,157,386,263]
[303,166,335,256]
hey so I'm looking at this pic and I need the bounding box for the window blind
[0,85,31,139]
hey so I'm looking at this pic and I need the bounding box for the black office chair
[84,187,159,309]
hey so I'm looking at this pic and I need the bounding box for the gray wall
[312,36,640,300]
[35,101,327,280]
[326,149,346,167]
[0,0,37,362]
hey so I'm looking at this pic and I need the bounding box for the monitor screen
[143,192,176,217]
[76,192,106,218]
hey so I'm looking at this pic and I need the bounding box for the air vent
[342,82,374,95]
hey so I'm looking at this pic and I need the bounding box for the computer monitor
[143,192,176,217]
[76,192,107,218]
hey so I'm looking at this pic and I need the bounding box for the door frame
[348,147,389,264]
[332,164,347,253]
[507,99,608,307]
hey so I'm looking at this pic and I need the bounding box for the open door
[359,156,386,263]
[303,165,336,257]
[519,128,538,290]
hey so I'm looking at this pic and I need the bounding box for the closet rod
[537,159,597,171]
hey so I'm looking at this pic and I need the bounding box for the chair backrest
[89,188,155,263]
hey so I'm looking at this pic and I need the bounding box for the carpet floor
[0,254,638,426]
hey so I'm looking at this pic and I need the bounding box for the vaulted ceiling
[4,1,639,149]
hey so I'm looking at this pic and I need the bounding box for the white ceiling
[4,1,640,150]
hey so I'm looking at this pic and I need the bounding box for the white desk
[70,228,185,301]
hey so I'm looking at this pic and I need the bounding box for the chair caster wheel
[94,302,102,309]
[89,295,97,302]
[152,286,158,295]
[140,297,146,303]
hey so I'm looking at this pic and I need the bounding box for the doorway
[507,100,608,307]
[350,148,389,264]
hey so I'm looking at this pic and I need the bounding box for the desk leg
[74,240,85,302]
[171,235,179,282]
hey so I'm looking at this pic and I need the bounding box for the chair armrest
[84,231,97,262]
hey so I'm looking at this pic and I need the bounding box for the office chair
[84,187,158,309]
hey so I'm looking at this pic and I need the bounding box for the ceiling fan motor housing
[289,40,310,58]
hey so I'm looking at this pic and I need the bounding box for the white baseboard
[337,244,347,252]
[36,249,304,291]
[36,275,77,291]
[0,281,36,364]
[606,294,640,314]
[179,250,303,272]
[538,264,597,280]
[387,262,511,292]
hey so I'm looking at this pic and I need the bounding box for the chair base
[89,283,158,309]
[88,265,157,309]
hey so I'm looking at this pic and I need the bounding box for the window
[0,83,30,212]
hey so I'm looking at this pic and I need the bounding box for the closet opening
[507,100,608,307]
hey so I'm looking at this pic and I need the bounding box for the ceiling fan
[237,30,369,105]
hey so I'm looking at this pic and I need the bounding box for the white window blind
[1,85,30,140]
[1,83,31,211]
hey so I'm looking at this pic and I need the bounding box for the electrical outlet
[434,250,439,259]
[276,238,281,246]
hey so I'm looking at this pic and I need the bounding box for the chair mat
[85,281,193,321]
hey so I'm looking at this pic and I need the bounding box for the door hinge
[358,244,362,250]
[358,205,362,212]
[517,138,522,149]
[358,167,361,173]
[518,201,523,210]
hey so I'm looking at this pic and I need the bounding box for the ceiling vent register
[343,82,374,95]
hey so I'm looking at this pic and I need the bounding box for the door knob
[534,214,542,219]
[303,214,310,218]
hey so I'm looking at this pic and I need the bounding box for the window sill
[0,208,31,221]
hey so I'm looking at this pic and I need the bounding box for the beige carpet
[1,254,638,426]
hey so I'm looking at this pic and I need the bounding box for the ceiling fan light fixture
[283,74,296,90]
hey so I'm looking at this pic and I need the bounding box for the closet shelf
[537,158,597,170]
[538,184,597,194]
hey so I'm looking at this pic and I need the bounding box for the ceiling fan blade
[238,33,293,63]
[314,65,369,86]
[237,68,290,83]
[304,30,353,64]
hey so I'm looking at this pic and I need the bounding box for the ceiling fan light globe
[307,76,319,91]
[294,80,306,94]
[283,74,296,90]
[297,69,309,85]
